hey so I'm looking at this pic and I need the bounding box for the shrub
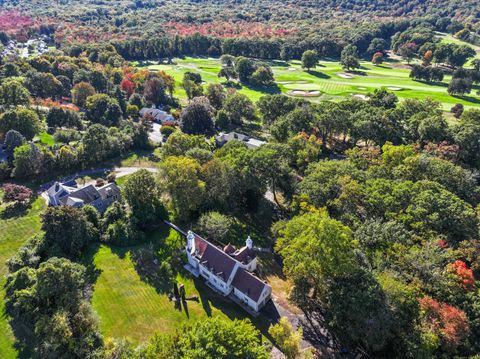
[160,125,175,138]
[2,183,32,203]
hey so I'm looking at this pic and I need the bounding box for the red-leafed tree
[2,183,33,203]
[419,296,470,352]
[120,78,135,97]
[448,260,475,288]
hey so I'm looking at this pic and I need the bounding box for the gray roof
[215,132,266,149]
[97,183,121,199]
[59,184,100,205]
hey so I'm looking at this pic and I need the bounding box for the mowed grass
[140,56,480,111]
[0,196,46,359]
[89,227,273,345]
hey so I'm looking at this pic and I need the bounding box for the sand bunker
[353,94,369,101]
[288,90,321,97]
[387,87,402,91]
[287,68,297,72]
[357,87,367,90]
[338,73,355,79]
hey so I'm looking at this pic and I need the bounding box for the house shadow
[191,276,275,341]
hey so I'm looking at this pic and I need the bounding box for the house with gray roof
[185,231,271,312]
[46,180,120,214]
[215,132,266,149]
[139,107,176,124]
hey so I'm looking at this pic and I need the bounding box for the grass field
[0,196,46,359]
[88,226,273,345]
[140,56,480,111]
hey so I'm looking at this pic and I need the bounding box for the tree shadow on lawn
[0,197,36,220]
[348,69,368,76]
[81,242,103,287]
[307,70,331,79]
[413,79,449,88]
[452,94,480,105]
[243,83,282,95]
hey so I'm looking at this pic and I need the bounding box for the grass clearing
[0,196,46,359]
[88,226,274,344]
[140,57,480,111]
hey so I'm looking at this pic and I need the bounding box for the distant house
[215,132,266,149]
[46,180,120,214]
[185,231,272,312]
[139,107,176,124]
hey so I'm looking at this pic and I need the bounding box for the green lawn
[0,196,46,359]
[88,226,272,345]
[140,57,480,111]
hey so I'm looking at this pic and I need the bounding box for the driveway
[149,123,163,143]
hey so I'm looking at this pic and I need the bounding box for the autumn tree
[372,52,384,65]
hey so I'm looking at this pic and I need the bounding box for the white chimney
[246,236,253,249]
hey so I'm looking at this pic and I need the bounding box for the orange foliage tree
[419,296,470,352]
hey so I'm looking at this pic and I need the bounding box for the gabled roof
[232,246,256,264]
[97,183,121,199]
[199,242,237,282]
[59,184,100,205]
[232,268,269,302]
[223,243,236,254]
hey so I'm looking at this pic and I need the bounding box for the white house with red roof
[185,231,272,312]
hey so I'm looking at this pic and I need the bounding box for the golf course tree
[410,65,444,82]
[301,50,319,71]
[448,78,472,96]
[340,44,360,71]
[182,72,204,100]
[398,42,418,64]
[372,52,384,65]
[218,54,237,82]
[433,43,476,68]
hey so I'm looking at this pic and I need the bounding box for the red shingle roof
[232,268,268,302]
[233,246,256,264]
[199,240,237,282]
